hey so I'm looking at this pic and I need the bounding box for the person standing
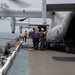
[23,31,27,42]
[34,28,40,50]
[39,28,45,50]
[4,43,11,56]
[31,28,36,49]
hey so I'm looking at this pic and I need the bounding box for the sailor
[39,28,45,50]
[23,31,27,42]
[34,28,40,50]
[4,43,11,57]
[31,28,36,49]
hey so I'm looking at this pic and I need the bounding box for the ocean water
[0,32,20,52]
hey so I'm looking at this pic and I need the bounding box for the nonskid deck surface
[6,48,29,75]
[6,38,32,75]
[6,38,75,75]
[22,38,33,48]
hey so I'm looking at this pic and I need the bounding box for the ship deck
[6,38,75,75]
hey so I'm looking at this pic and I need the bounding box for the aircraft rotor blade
[8,0,31,8]
[0,3,9,8]
[19,17,28,21]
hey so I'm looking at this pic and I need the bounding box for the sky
[0,0,75,33]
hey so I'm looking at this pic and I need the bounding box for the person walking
[23,31,27,42]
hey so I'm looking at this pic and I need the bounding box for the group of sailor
[22,27,46,50]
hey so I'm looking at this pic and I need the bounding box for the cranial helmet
[41,28,44,31]
[37,28,39,31]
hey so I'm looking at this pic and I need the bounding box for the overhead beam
[46,3,75,11]
[0,8,51,18]
[16,23,49,26]
[42,0,47,24]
